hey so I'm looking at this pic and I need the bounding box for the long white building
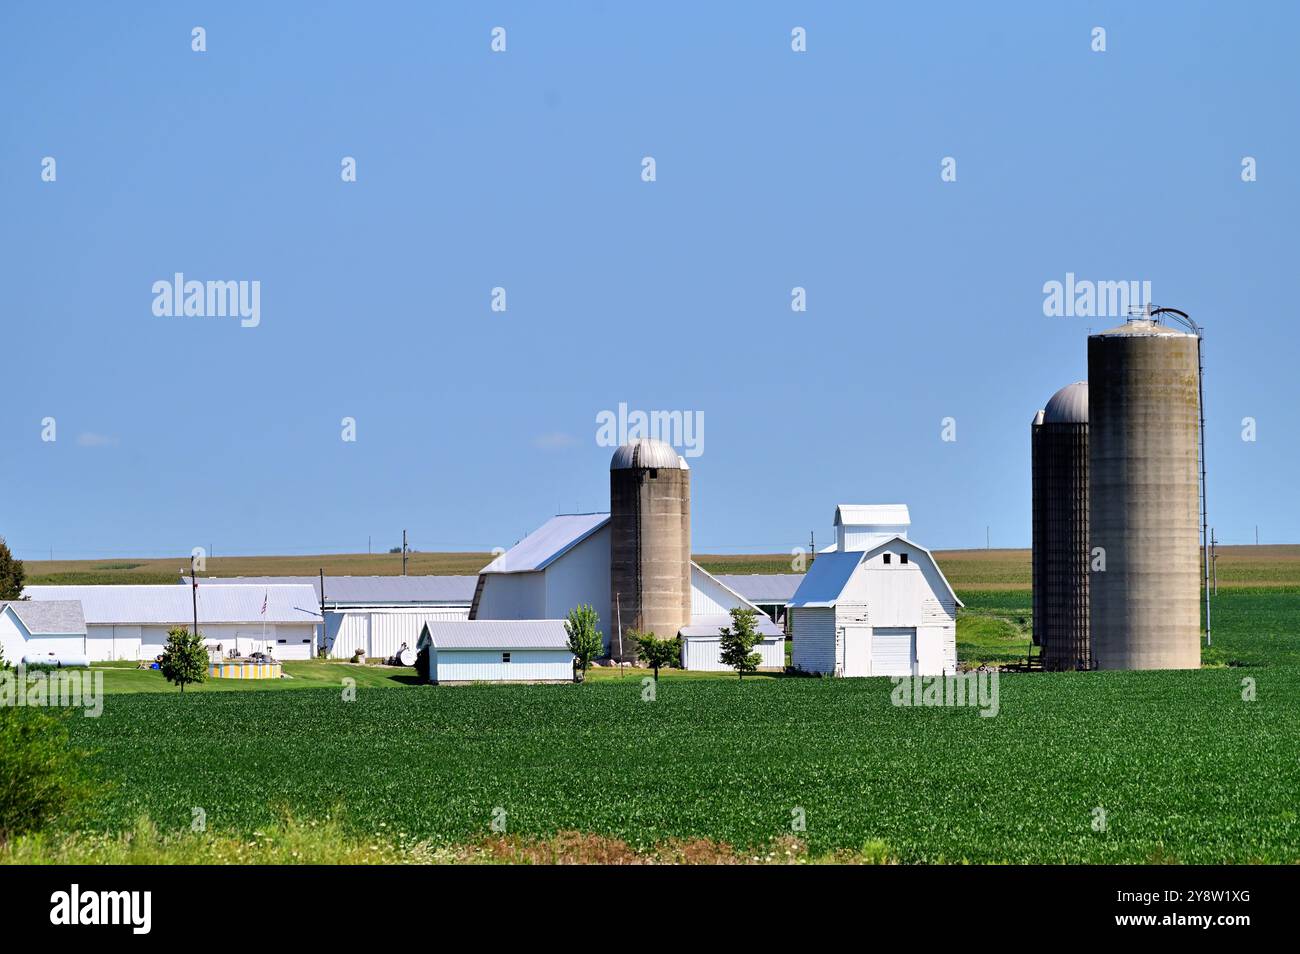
[23,584,322,661]
[788,505,962,677]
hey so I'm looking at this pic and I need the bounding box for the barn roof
[23,584,322,625]
[679,613,784,639]
[194,575,478,605]
[1,600,86,636]
[417,619,572,650]
[787,537,963,609]
[713,573,803,603]
[480,513,610,574]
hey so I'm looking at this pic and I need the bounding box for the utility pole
[809,531,815,560]
[986,526,990,550]
[368,535,371,555]
[1255,525,1259,546]
[318,568,327,658]
[1210,528,1218,596]
[615,592,625,674]
[402,529,408,575]
[190,553,199,638]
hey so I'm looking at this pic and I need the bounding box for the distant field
[24,544,1300,589]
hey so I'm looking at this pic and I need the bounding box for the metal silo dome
[609,438,689,471]
[1042,381,1089,425]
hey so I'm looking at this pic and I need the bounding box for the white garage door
[871,627,915,676]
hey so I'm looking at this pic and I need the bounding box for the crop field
[44,586,1300,864]
[24,544,1300,588]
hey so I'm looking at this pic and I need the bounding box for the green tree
[159,627,209,694]
[0,537,25,601]
[718,608,762,680]
[631,630,680,681]
[563,604,604,681]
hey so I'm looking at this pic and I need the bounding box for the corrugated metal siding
[681,635,784,671]
[790,607,836,674]
[368,610,471,658]
[432,649,573,683]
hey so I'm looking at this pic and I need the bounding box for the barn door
[870,627,916,676]
[842,625,871,677]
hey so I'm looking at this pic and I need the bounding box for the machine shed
[417,620,575,684]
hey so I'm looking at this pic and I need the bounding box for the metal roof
[1042,381,1088,424]
[417,619,572,650]
[609,439,689,471]
[480,513,610,574]
[833,504,911,528]
[787,552,864,607]
[23,584,322,625]
[679,613,784,639]
[713,574,804,604]
[193,575,478,605]
[1,600,86,636]
[1094,318,1195,338]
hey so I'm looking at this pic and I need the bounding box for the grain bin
[1088,318,1202,670]
[1032,381,1091,670]
[609,439,691,663]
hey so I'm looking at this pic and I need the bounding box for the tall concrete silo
[1088,318,1202,670]
[609,439,692,663]
[1032,381,1091,670]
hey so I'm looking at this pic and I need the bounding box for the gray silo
[1031,381,1091,670]
[1088,317,1202,670]
[609,439,692,663]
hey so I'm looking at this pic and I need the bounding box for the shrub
[563,604,604,678]
[631,630,680,681]
[0,709,92,843]
[718,608,762,679]
[159,627,208,693]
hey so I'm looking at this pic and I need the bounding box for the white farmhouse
[0,601,87,664]
[23,584,321,661]
[789,505,961,676]
[416,620,574,684]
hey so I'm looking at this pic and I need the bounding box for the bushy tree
[563,604,604,680]
[631,630,680,681]
[0,537,25,601]
[159,627,209,694]
[718,608,762,680]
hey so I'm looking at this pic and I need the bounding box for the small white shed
[788,531,961,677]
[679,613,786,671]
[417,620,574,684]
[0,601,87,663]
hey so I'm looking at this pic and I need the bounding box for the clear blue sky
[2,1,1295,560]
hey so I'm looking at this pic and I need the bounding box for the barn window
[502,652,511,663]
[883,553,892,564]
[900,553,909,564]
[648,468,658,478]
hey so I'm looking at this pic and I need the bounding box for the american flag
[261,591,268,616]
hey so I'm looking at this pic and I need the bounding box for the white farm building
[472,507,784,670]
[416,620,574,684]
[0,600,88,664]
[195,575,476,660]
[788,505,961,677]
[22,584,322,661]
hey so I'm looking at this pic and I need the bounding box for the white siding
[681,635,785,671]
[474,571,547,621]
[0,611,85,662]
[790,606,837,674]
[691,564,751,616]
[431,648,573,683]
[325,609,471,659]
[541,523,611,639]
[85,622,315,662]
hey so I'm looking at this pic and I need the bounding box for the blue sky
[1,1,1295,559]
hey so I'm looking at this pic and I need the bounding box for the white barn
[416,620,573,684]
[23,584,322,661]
[0,601,87,664]
[197,575,476,660]
[789,507,961,677]
[472,511,780,668]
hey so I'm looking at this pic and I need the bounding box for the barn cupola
[833,504,911,552]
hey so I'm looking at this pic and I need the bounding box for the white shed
[788,531,961,677]
[416,620,574,684]
[0,601,87,663]
[23,584,322,661]
[679,613,786,671]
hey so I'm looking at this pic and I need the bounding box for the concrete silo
[1031,381,1091,670]
[609,439,692,663]
[1088,317,1202,670]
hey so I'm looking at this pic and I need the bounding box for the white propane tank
[396,647,416,667]
[22,652,91,668]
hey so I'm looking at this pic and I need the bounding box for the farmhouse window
[883,553,892,564]
[900,553,909,564]
[502,652,511,663]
